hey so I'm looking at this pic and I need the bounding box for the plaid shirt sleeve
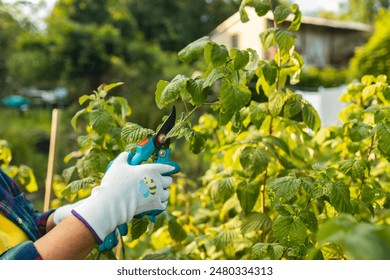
[0,241,42,260]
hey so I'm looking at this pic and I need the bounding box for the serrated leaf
[121,123,154,144]
[249,101,269,128]
[251,243,284,260]
[205,43,229,67]
[241,212,272,234]
[231,48,250,70]
[377,122,390,158]
[62,177,97,196]
[178,36,210,63]
[157,75,189,108]
[88,108,114,134]
[259,60,278,85]
[275,29,296,54]
[208,175,235,203]
[330,181,352,213]
[349,123,372,142]
[274,5,291,23]
[83,150,112,173]
[302,99,321,132]
[269,91,288,116]
[166,120,191,139]
[283,94,302,118]
[131,216,149,240]
[339,159,367,180]
[214,228,240,251]
[187,78,210,106]
[260,28,276,49]
[269,176,301,202]
[253,0,272,17]
[273,215,307,245]
[168,215,187,242]
[188,130,207,154]
[263,136,290,155]
[298,210,318,232]
[237,180,260,214]
[219,79,252,121]
[239,146,269,178]
[203,67,228,88]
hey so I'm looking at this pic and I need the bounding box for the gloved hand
[71,152,174,243]
[52,199,85,225]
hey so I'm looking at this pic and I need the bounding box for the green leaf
[166,120,191,139]
[208,175,235,203]
[188,130,207,154]
[62,177,97,196]
[330,181,353,213]
[168,215,187,242]
[239,0,249,22]
[251,243,284,260]
[349,123,373,142]
[299,210,318,232]
[157,75,189,109]
[269,176,301,202]
[260,28,276,49]
[187,78,210,106]
[214,228,240,251]
[203,67,229,88]
[71,108,86,130]
[259,60,278,85]
[239,146,270,178]
[83,150,112,173]
[274,29,296,54]
[121,123,154,144]
[178,36,210,63]
[339,159,367,180]
[283,94,302,118]
[230,48,250,70]
[205,43,229,67]
[88,108,114,134]
[377,122,390,158]
[219,79,252,122]
[131,216,149,240]
[237,180,260,214]
[302,99,321,132]
[274,5,291,23]
[155,80,170,109]
[102,82,124,92]
[288,4,302,31]
[269,91,288,117]
[249,101,269,128]
[273,215,307,245]
[253,0,272,17]
[109,96,131,119]
[241,212,272,234]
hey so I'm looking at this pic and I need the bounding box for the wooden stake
[44,108,60,212]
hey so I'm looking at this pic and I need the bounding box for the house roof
[210,8,373,36]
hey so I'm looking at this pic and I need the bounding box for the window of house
[231,34,239,48]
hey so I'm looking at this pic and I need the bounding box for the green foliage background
[2,0,390,260]
[54,1,390,260]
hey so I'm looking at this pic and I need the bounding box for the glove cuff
[71,209,103,243]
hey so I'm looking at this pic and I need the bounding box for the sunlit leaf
[178,36,210,63]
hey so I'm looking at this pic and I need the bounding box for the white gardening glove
[71,152,174,243]
[52,199,85,225]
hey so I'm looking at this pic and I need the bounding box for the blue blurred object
[1,95,30,108]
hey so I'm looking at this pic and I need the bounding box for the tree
[338,0,389,24]
[349,9,390,79]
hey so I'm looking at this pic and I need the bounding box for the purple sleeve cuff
[71,210,102,243]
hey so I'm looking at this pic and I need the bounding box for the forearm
[35,215,97,260]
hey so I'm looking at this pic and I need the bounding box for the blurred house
[209,8,373,69]
[209,8,373,126]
